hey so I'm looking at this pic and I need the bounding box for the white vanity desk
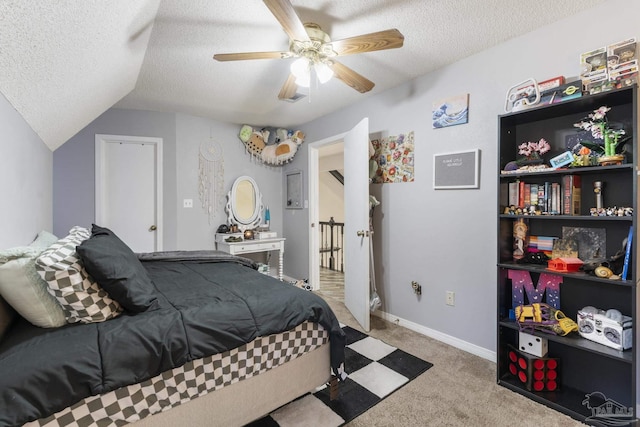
[217,175,286,281]
[215,235,285,281]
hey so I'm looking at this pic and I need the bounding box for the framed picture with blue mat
[247,325,433,426]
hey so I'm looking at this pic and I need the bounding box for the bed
[0,226,345,427]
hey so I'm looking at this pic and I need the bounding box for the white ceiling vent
[280,93,307,103]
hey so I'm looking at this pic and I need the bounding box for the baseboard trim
[372,310,497,363]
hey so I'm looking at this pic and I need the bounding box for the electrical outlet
[183,199,193,208]
[446,291,455,306]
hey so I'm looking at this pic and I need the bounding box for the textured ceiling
[0,0,607,151]
[0,0,162,150]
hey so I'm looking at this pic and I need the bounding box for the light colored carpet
[315,291,585,427]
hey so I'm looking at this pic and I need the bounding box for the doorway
[317,142,345,302]
[308,118,371,331]
[95,134,163,252]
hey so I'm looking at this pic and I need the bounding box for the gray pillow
[77,225,158,313]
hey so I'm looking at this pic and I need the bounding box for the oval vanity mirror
[226,176,263,231]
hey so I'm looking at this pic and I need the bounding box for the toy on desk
[505,78,541,113]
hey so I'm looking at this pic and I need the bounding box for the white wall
[284,0,640,355]
[0,93,52,248]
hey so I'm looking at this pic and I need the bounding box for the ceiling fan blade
[278,74,298,100]
[213,51,291,61]
[328,60,375,93]
[330,29,404,56]
[263,0,310,42]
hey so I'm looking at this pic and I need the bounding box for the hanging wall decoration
[370,131,415,183]
[238,124,305,166]
[198,138,225,224]
[432,93,469,128]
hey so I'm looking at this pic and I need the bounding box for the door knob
[149,225,157,231]
[356,230,369,237]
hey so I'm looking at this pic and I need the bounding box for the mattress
[26,321,328,427]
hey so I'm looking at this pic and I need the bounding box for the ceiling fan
[213,0,405,100]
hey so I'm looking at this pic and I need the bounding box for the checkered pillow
[35,226,122,323]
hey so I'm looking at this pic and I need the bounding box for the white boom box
[577,309,632,351]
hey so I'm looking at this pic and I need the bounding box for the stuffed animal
[261,129,306,165]
[239,125,269,157]
[290,278,312,291]
[240,125,305,165]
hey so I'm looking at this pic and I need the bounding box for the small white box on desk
[519,331,548,357]
[256,231,277,239]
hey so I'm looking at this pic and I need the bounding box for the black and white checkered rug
[246,325,433,427]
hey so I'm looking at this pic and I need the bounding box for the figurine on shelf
[513,218,529,261]
[593,181,603,209]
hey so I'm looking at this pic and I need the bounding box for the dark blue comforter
[0,252,345,426]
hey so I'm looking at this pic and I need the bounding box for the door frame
[308,132,347,291]
[95,134,164,251]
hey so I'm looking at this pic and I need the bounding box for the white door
[343,118,371,331]
[95,135,163,253]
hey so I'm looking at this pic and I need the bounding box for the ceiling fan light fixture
[295,75,311,88]
[315,61,333,84]
[290,57,310,80]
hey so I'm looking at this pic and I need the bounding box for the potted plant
[516,138,551,165]
[573,106,630,165]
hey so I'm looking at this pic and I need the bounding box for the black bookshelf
[496,85,638,426]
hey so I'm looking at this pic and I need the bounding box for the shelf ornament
[508,269,562,310]
[517,138,551,164]
[573,106,630,165]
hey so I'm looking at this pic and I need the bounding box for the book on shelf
[544,182,552,213]
[518,180,525,208]
[537,185,545,211]
[508,181,519,206]
[524,183,531,207]
[622,226,633,280]
[551,182,560,214]
[562,175,581,216]
[530,184,538,207]
[505,178,566,214]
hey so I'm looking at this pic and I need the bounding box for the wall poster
[370,131,415,184]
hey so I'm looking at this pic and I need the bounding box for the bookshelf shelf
[499,214,632,222]
[496,85,638,425]
[496,262,635,287]
[499,320,633,363]
[499,163,633,179]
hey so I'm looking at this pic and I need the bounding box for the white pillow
[0,231,67,328]
[35,226,122,324]
[0,255,66,328]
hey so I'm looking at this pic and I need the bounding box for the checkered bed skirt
[25,321,328,427]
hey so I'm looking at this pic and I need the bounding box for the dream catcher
[198,139,225,224]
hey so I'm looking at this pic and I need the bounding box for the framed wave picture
[432,93,469,128]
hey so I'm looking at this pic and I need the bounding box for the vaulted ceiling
[0,0,607,151]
